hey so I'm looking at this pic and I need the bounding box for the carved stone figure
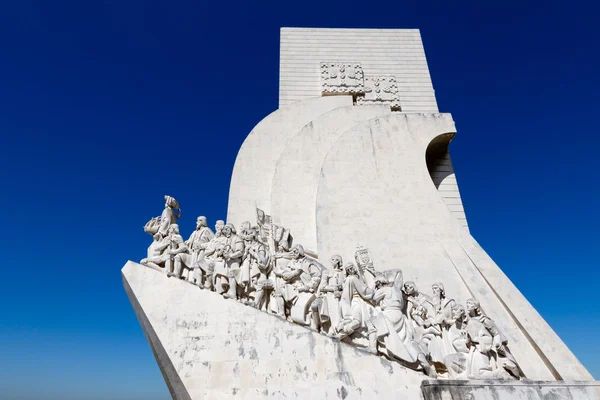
[220,223,245,299]
[429,282,456,368]
[466,298,522,379]
[404,281,439,361]
[335,262,376,342]
[272,245,323,325]
[198,220,227,291]
[186,216,215,286]
[365,271,437,378]
[242,227,273,309]
[443,304,471,379]
[163,224,188,278]
[311,254,345,334]
[140,233,170,269]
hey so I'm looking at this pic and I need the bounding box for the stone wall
[279,28,439,112]
[123,261,426,400]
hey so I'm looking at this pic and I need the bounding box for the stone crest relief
[356,76,401,110]
[320,62,365,95]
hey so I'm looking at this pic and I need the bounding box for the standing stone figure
[311,254,345,334]
[199,220,227,291]
[221,224,245,299]
[243,228,273,310]
[335,262,376,342]
[430,282,456,367]
[186,216,215,286]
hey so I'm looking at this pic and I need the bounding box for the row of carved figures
[140,195,524,380]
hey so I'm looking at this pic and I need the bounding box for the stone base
[421,380,600,400]
[122,261,426,399]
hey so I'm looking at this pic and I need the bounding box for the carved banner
[356,75,401,110]
[320,62,365,95]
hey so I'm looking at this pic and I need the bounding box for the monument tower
[123,28,599,399]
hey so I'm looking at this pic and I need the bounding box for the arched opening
[425,132,469,230]
[426,133,455,189]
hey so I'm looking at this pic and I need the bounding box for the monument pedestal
[421,380,600,400]
[122,261,426,400]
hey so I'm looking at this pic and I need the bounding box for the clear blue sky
[0,1,598,399]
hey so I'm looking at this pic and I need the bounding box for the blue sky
[0,1,598,398]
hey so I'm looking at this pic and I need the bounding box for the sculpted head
[222,223,235,238]
[432,282,445,298]
[291,244,305,259]
[452,304,466,320]
[330,255,343,270]
[196,216,207,229]
[415,305,427,318]
[404,281,417,296]
[215,220,225,236]
[466,298,481,315]
[164,195,179,209]
[344,262,357,276]
[240,220,251,233]
[245,227,257,242]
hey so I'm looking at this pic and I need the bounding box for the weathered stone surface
[421,380,600,400]
[270,104,391,252]
[315,112,593,381]
[122,261,426,400]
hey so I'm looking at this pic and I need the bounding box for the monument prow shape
[124,28,599,399]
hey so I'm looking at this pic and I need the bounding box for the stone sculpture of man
[169,216,215,284]
[365,271,437,378]
[272,245,323,325]
[443,304,471,379]
[404,281,435,321]
[243,227,273,310]
[335,262,375,341]
[466,298,522,379]
[164,224,188,278]
[221,223,245,299]
[158,195,181,238]
[429,282,456,367]
[311,254,345,334]
[140,233,170,269]
[184,216,214,286]
[404,281,440,364]
[200,220,227,292]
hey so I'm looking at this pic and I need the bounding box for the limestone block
[122,261,426,400]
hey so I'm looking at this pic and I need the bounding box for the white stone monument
[122,28,599,399]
